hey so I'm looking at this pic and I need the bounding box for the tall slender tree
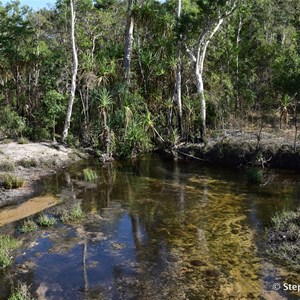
[184,0,236,137]
[175,0,182,135]
[124,0,134,84]
[62,0,78,142]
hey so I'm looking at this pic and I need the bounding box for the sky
[2,0,55,10]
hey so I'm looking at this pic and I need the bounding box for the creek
[0,155,300,299]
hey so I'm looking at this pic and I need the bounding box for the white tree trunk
[124,0,134,84]
[195,63,206,134]
[62,0,78,142]
[185,16,224,137]
[236,15,242,111]
[175,0,182,134]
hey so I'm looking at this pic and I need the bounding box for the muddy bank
[169,130,300,170]
[0,142,89,208]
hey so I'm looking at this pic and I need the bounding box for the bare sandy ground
[0,142,88,207]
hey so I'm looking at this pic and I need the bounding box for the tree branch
[184,44,196,63]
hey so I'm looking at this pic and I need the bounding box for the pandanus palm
[97,88,113,156]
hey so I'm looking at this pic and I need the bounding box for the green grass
[0,160,15,171]
[20,219,38,233]
[267,208,300,271]
[8,282,35,300]
[59,204,84,223]
[17,137,29,145]
[36,214,56,227]
[83,168,98,181]
[17,158,38,168]
[0,174,25,189]
[0,235,19,269]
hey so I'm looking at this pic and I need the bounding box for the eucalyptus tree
[62,0,78,142]
[124,0,135,84]
[174,0,182,134]
[182,0,237,137]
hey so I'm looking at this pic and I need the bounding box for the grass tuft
[83,168,98,181]
[20,219,38,233]
[267,208,300,271]
[59,204,84,223]
[36,214,56,227]
[17,158,38,168]
[0,174,25,189]
[0,235,19,269]
[8,282,35,300]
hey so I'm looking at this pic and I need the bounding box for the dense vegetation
[0,0,299,157]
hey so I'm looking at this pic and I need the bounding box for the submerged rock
[190,260,208,267]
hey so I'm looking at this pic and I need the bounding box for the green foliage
[0,0,299,154]
[17,158,38,168]
[97,88,113,112]
[0,107,26,138]
[17,137,29,144]
[59,204,84,223]
[119,119,151,158]
[0,174,25,189]
[41,90,66,139]
[36,214,56,227]
[0,235,19,269]
[0,161,16,171]
[169,128,180,147]
[267,208,300,271]
[246,167,263,184]
[20,219,38,233]
[83,168,98,181]
[8,282,35,300]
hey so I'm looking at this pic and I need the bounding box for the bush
[0,107,26,138]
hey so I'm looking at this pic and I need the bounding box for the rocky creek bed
[0,149,300,299]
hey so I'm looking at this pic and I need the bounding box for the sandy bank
[0,142,88,207]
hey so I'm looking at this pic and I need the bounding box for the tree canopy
[0,0,299,156]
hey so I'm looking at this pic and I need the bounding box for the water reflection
[1,156,300,299]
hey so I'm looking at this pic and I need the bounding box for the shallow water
[1,155,300,299]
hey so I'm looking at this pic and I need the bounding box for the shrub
[0,107,26,138]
